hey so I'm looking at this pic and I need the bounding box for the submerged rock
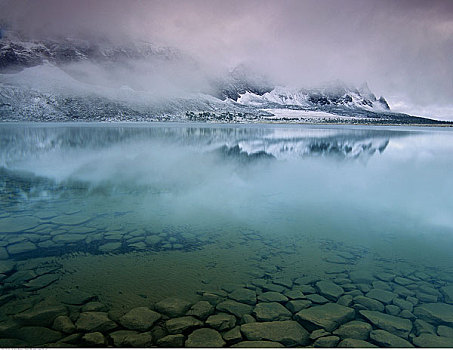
[370,329,413,347]
[258,292,288,303]
[222,326,242,342]
[365,289,397,304]
[353,296,385,312]
[412,333,453,347]
[157,334,185,347]
[0,260,16,274]
[315,280,344,301]
[231,340,284,347]
[52,315,76,333]
[333,320,372,340]
[253,302,292,321]
[119,307,161,331]
[338,338,378,347]
[185,328,225,347]
[155,297,192,317]
[109,330,139,346]
[240,320,309,346]
[186,300,214,320]
[123,332,153,347]
[206,313,236,331]
[359,310,412,338]
[441,285,453,304]
[216,300,253,318]
[14,305,67,327]
[286,299,312,313]
[313,335,340,347]
[229,288,257,305]
[82,332,106,346]
[295,303,355,332]
[165,316,203,334]
[7,241,37,255]
[24,274,59,291]
[75,312,117,332]
[9,326,63,346]
[414,303,453,326]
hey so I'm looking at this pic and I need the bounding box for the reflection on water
[0,123,453,347]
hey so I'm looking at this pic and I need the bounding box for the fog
[1,0,453,118]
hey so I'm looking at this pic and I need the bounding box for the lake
[1,122,453,347]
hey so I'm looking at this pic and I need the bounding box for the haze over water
[1,123,453,347]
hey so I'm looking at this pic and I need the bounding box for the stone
[2,217,39,232]
[109,330,138,346]
[272,277,293,289]
[229,288,257,305]
[123,332,153,347]
[372,281,391,291]
[366,289,397,304]
[0,247,9,260]
[24,274,59,291]
[338,338,378,347]
[0,260,16,274]
[316,281,344,301]
[165,316,203,334]
[14,305,67,327]
[353,296,385,312]
[438,325,453,338]
[394,285,415,298]
[393,297,413,312]
[60,290,96,305]
[241,320,309,346]
[295,303,355,332]
[414,303,453,326]
[258,292,288,303]
[216,300,253,318]
[9,326,62,346]
[82,302,107,312]
[385,304,401,316]
[75,312,117,332]
[253,302,292,321]
[52,234,86,243]
[202,292,225,305]
[412,334,453,347]
[232,340,284,347]
[314,335,340,347]
[337,295,353,307]
[157,334,185,347]
[418,284,440,296]
[299,285,317,294]
[375,272,395,282]
[185,328,226,347]
[98,242,121,252]
[333,320,372,340]
[155,297,192,317]
[223,326,242,342]
[406,296,418,305]
[394,276,413,286]
[441,285,453,304]
[359,310,412,338]
[417,292,438,303]
[52,315,76,333]
[400,310,416,320]
[414,319,436,336]
[186,300,214,320]
[206,313,236,331]
[358,284,371,293]
[284,289,305,300]
[119,307,161,331]
[306,294,329,304]
[310,329,331,340]
[286,299,312,313]
[7,241,37,255]
[370,329,413,347]
[82,332,105,346]
[241,314,256,324]
[349,270,374,284]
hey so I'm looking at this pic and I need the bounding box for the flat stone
[299,285,317,294]
[119,307,161,331]
[359,310,412,338]
[252,281,285,293]
[394,276,413,286]
[186,300,214,320]
[123,332,153,347]
[349,270,374,284]
[232,340,284,347]
[82,302,107,312]
[52,234,86,243]
[375,272,395,282]
[338,295,353,307]
[414,319,436,336]
[157,334,185,347]
[241,320,309,346]
[206,313,236,331]
[354,296,385,312]
[4,269,36,284]
[385,304,401,316]
[258,291,288,303]
[310,329,331,340]
[306,294,329,304]
[316,281,344,301]
[155,297,192,317]
[229,288,257,305]
[253,302,292,321]
[438,325,453,338]
[165,316,203,334]
[393,297,413,312]
[394,285,415,298]
[223,326,242,342]
[7,241,37,255]
[370,329,413,347]
[406,296,418,305]
[441,285,453,304]
[338,338,378,347]
[414,303,453,326]
[284,289,305,300]
[24,274,59,291]
[412,334,453,347]
[82,332,105,346]
[314,335,340,347]
[295,303,355,332]
[60,291,96,305]
[52,215,90,226]
[1,217,40,232]
[98,242,122,252]
[0,260,16,274]
[216,300,253,318]
[242,314,256,324]
[333,320,372,340]
[109,330,139,346]
[417,291,438,303]
[75,312,117,332]
[10,326,61,346]
[372,280,391,291]
[286,299,312,313]
[185,328,225,347]
[14,305,67,327]
[272,277,294,289]
[52,315,76,333]
[0,247,9,260]
[366,289,397,304]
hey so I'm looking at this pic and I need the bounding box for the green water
[0,123,453,347]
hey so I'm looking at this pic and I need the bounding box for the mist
[1,0,453,118]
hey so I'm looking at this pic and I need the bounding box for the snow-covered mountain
[0,33,447,125]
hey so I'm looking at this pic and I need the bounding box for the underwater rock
[206,313,236,331]
[241,320,309,346]
[337,295,353,307]
[232,340,284,347]
[385,304,401,316]
[60,291,96,305]
[14,305,67,327]
[437,325,453,338]
[98,242,122,252]
[186,300,214,320]
[7,241,37,255]
[52,315,76,334]
[338,338,378,347]
[283,289,305,300]
[157,334,185,347]
[165,316,203,334]
[306,294,329,304]
[109,330,138,346]
[365,289,397,304]
[285,299,312,313]
[393,297,414,312]
[353,296,385,312]
[257,292,288,303]
[253,302,292,321]
[441,286,453,304]
[81,302,107,312]
[222,325,242,342]
[0,260,16,274]
[155,297,192,317]
[333,320,372,340]
[75,312,117,332]
[185,328,225,347]
[359,310,412,338]
[24,274,59,291]
[315,281,344,301]
[310,329,331,340]
[349,270,374,284]
[412,334,453,347]
[216,300,253,318]
[52,234,86,244]
[10,326,63,346]
[414,303,453,326]
[119,307,161,331]
[122,332,153,347]
[0,247,9,260]
[313,335,340,347]
[370,329,413,347]
[82,332,106,346]
[295,303,355,332]
[229,288,257,305]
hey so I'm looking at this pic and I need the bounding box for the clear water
[1,123,453,347]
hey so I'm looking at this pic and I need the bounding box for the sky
[1,0,453,119]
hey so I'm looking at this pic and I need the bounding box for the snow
[263,108,359,120]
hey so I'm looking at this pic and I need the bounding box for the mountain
[0,33,449,125]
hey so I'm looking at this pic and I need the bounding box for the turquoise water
[0,123,453,347]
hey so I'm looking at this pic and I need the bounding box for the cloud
[1,0,452,117]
